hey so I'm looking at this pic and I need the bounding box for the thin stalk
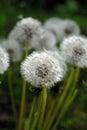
[31,112,38,130]
[47,68,80,130]
[68,68,80,97]
[52,89,78,130]
[43,97,56,129]
[45,68,75,130]
[30,94,42,130]
[17,79,27,130]
[24,96,36,130]
[17,44,29,130]
[8,68,17,125]
[62,68,80,112]
[37,87,47,130]
[59,67,80,115]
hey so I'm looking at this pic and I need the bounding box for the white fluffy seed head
[60,36,87,68]
[45,50,67,75]
[59,19,80,40]
[43,17,63,41]
[21,51,67,88]
[0,46,9,74]
[1,40,22,62]
[30,29,57,51]
[44,17,62,25]
[44,18,80,42]
[8,17,42,47]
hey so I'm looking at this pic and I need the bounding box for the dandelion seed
[0,46,9,74]
[60,36,87,68]
[21,51,67,88]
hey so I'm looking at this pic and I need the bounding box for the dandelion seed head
[63,19,80,37]
[60,36,87,67]
[21,51,66,88]
[43,17,63,41]
[30,30,56,51]
[35,64,49,78]
[55,19,80,42]
[44,18,80,42]
[0,46,9,74]
[45,50,67,75]
[8,17,42,46]
[1,40,22,62]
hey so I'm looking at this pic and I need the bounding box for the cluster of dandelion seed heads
[1,40,22,62]
[60,36,87,68]
[21,51,67,88]
[0,47,9,74]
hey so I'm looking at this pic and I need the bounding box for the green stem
[42,97,56,130]
[31,112,38,130]
[69,68,80,97]
[17,79,27,130]
[37,87,47,130]
[31,94,42,130]
[17,44,29,130]
[45,68,75,130]
[25,44,29,57]
[52,89,78,130]
[24,96,36,130]
[8,68,17,125]
[48,68,80,130]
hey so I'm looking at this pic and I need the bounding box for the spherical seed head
[44,17,62,25]
[45,50,67,75]
[1,40,22,62]
[60,36,87,68]
[8,17,42,46]
[0,46,9,74]
[43,17,63,41]
[30,30,56,51]
[21,51,66,88]
[55,19,80,42]
[44,18,80,42]
[62,19,80,37]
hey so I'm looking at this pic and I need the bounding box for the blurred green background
[0,0,87,130]
[0,0,87,37]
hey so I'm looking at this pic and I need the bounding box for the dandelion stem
[8,68,17,125]
[68,67,80,97]
[42,97,56,130]
[17,44,29,130]
[45,68,75,130]
[37,87,47,130]
[31,94,42,130]
[17,79,27,130]
[31,112,38,130]
[52,89,78,130]
[46,67,80,130]
[24,96,36,130]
